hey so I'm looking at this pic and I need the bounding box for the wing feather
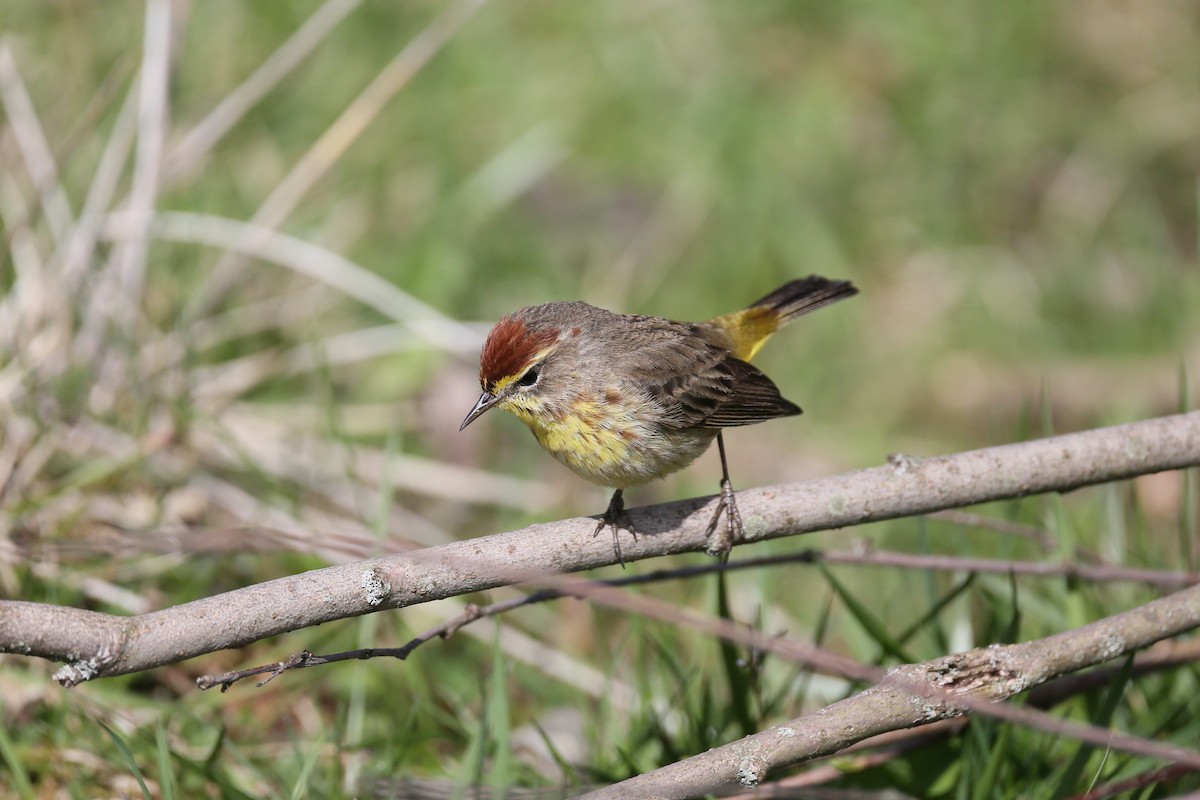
[623,319,801,429]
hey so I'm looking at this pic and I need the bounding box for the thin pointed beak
[459,391,499,431]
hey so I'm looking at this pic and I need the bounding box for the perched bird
[460,276,858,562]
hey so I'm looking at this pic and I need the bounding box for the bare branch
[0,411,1196,684]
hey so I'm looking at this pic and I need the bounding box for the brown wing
[702,357,802,427]
[625,319,802,430]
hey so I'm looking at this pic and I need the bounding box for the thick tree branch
[0,411,1197,685]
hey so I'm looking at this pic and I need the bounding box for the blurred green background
[1,0,1198,796]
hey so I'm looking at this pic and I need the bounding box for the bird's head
[459,304,578,431]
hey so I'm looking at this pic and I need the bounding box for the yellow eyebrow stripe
[490,345,558,394]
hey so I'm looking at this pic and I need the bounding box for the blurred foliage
[0,0,1198,796]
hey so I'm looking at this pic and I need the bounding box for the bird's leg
[705,432,744,561]
[594,488,636,567]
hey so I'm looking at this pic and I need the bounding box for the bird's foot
[594,489,636,568]
[704,478,744,561]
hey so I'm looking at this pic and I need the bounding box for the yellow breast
[500,394,714,488]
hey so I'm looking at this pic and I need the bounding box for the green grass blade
[787,587,835,709]
[1050,654,1135,799]
[896,573,977,647]
[97,720,152,800]
[714,570,756,737]
[1180,359,1196,570]
[972,718,1013,800]
[820,564,914,663]
[487,624,512,795]
[286,734,324,800]
[155,721,174,800]
[0,720,35,800]
[1002,570,1022,645]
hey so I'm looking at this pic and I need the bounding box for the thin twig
[820,546,1199,589]
[927,509,1055,550]
[1068,764,1197,800]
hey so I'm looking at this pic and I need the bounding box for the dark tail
[749,275,858,325]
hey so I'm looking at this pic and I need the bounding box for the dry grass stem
[165,0,363,181]
[194,0,494,314]
[105,0,171,340]
[198,408,558,511]
[101,210,481,356]
[61,82,139,293]
[0,41,75,248]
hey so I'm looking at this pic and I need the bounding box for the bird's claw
[704,478,743,561]
[594,489,636,568]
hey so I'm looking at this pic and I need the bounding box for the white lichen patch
[360,569,390,607]
[777,726,796,738]
[732,740,766,786]
[1122,435,1149,461]
[909,693,945,721]
[736,757,763,787]
[53,657,103,686]
[1002,673,1035,695]
[1098,633,1126,661]
[741,514,768,540]
[887,452,921,476]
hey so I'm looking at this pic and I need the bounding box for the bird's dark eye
[515,366,540,388]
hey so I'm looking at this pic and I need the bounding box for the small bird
[460,276,858,562]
